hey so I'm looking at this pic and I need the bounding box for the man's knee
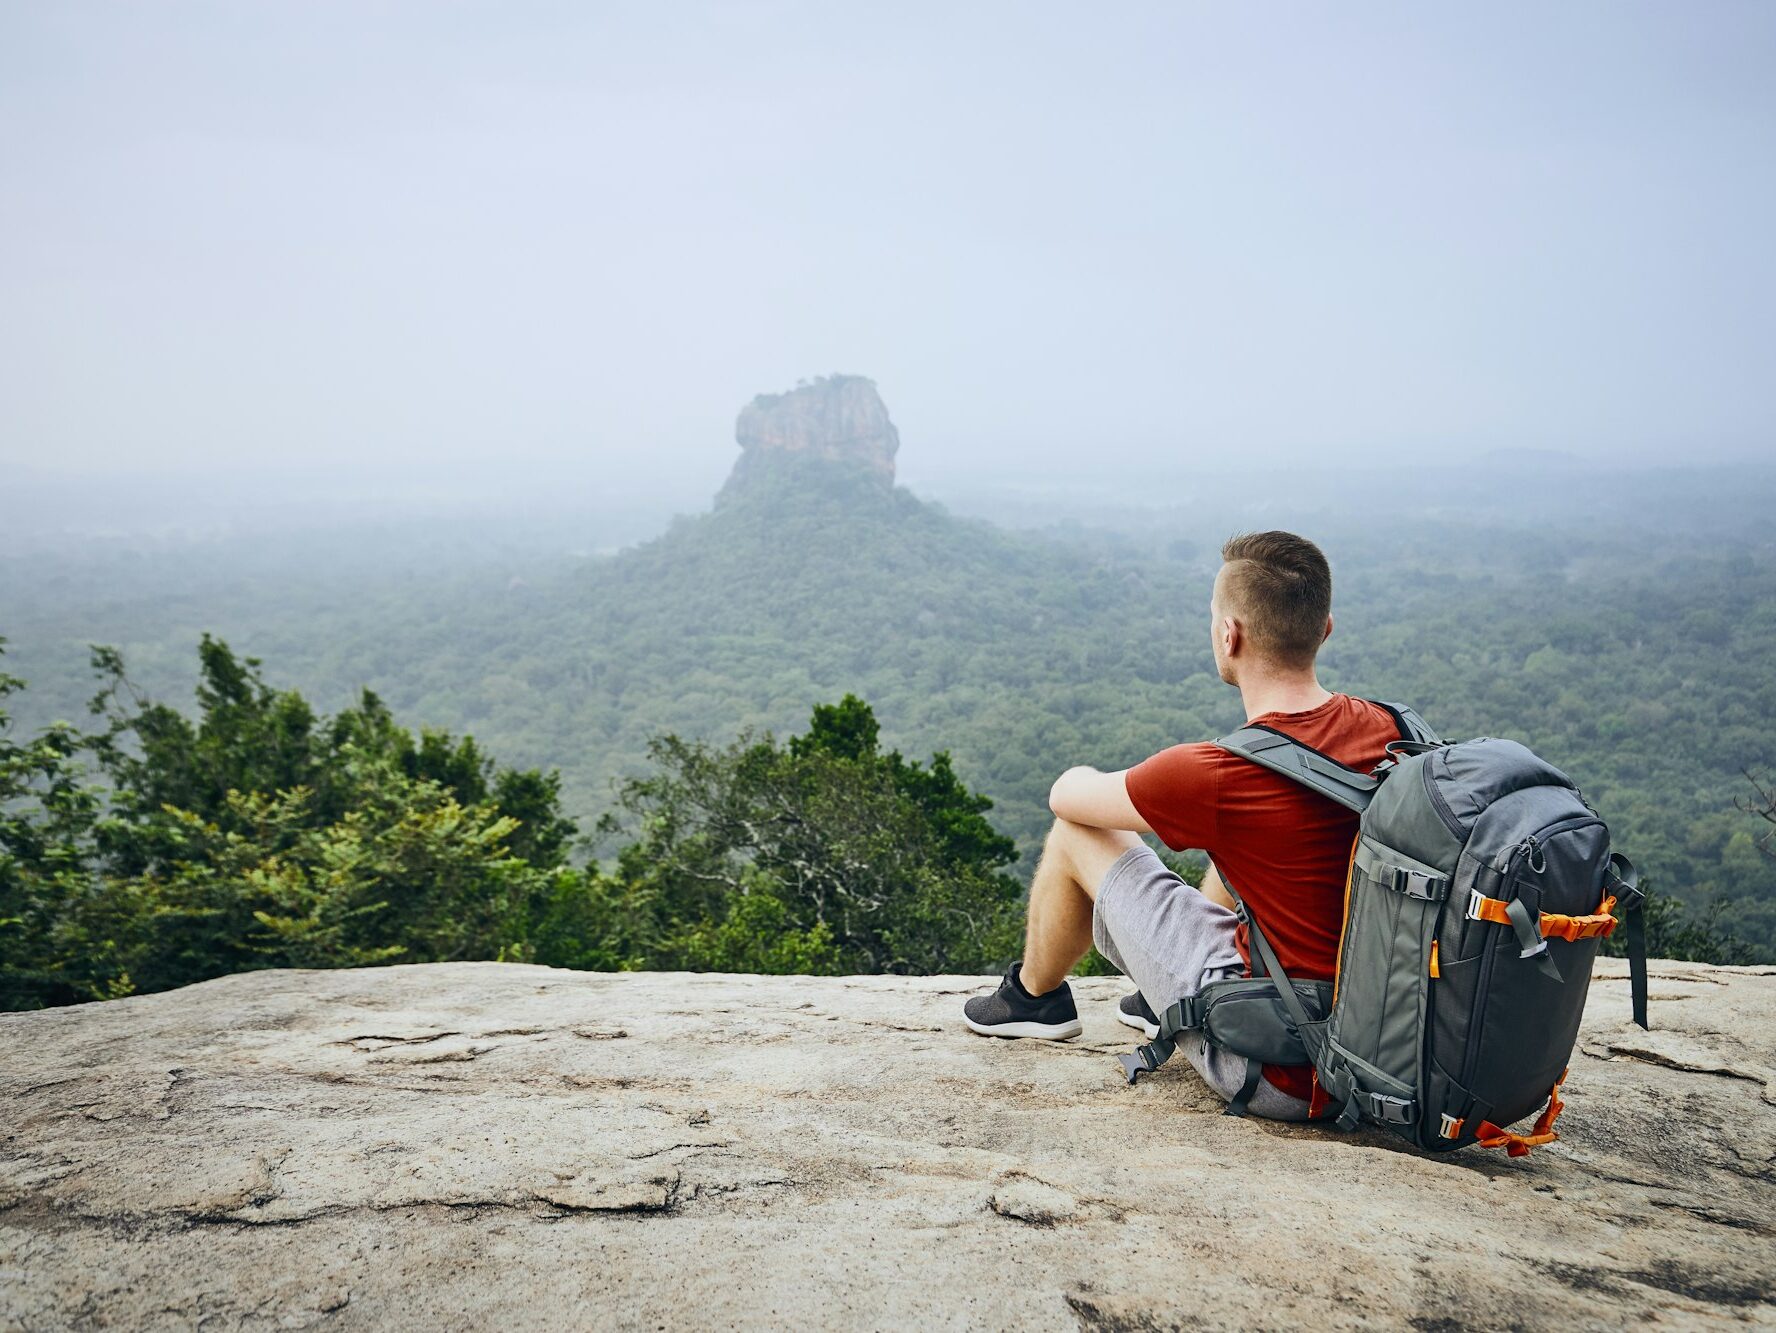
[1045,817,1142,897]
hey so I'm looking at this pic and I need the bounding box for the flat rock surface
[4,960,1775,1330]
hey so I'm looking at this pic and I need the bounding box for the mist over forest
[6,401,1775,981]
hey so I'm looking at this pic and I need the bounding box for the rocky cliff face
[724,375,900,495]
[3,961,1774,1329]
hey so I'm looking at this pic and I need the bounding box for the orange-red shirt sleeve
[1124,742,1222,852]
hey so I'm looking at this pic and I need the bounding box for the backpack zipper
[1456,840,1532,1093]
[1530,814,1604,846]
[1457,909,1502,1094]
[1421,757,1467,839]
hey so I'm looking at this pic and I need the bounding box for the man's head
[1211,530,1333,683]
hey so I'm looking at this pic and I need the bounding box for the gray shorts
[1092,843,1312,1122]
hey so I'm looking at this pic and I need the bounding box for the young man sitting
[962,530,1407,1120]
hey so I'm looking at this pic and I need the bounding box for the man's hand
[1047,766,1155,834]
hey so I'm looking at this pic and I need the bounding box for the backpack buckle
[1390,867,1448,901]
[1364,1092,1417,1125]
[1465,888,1488,921]
[1161,995,1205,1036]
[1118,1037,1177,1085]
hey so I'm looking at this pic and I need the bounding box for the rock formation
[726,374,900,492]
[3,960,1774,1328]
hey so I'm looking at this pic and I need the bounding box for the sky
[2,1,1773,506]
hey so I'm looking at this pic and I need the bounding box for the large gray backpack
[1120,706,1649,1157]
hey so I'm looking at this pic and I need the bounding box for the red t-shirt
[1123,693,1404,1103]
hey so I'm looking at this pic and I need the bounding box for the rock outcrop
[728,375,899,490]
[3,960,1774,1329]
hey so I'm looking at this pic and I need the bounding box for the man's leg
[1199,862,1235,911]
[962,817,1141,1040]
[1021,829,1229,993]
[1018,818,1144,995]
[966,830,1315,1122]
[1091,852,1313,1123]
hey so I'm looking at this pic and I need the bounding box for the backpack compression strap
[1213,726,1380,813]
[1605,852,1650,1030]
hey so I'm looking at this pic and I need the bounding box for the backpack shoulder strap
[1372,700,1441,745]
[1213,725,1379,812]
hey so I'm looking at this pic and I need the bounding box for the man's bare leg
[1200,862,1234,911]
[1018,818,1143,995]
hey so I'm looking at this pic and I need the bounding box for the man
[962,530,1407,1121]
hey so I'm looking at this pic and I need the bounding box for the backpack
[1118,703,1649,1157]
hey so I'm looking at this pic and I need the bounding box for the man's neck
[1238,671,1334,722]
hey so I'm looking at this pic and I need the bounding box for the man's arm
[1048,766,1155,833]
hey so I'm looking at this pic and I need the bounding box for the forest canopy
[2,628,1758,1013]
[4,460,1773,969]
[0,639,1027,1009]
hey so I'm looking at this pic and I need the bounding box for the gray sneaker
[1116,991,1160,1040]
[963,963,1082,1040]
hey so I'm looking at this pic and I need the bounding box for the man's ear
[1322,613,1334,644]
[1222,615,1240,656]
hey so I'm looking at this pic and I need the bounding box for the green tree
[84,637,577,880]
[3,642,1036,1006]
[0,640,111,1008]
[613,694,1025,974]
[1735,769,1776,864]
[1,639,584,1008]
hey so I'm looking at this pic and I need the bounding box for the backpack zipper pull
[1504,837,1560,977]
[1520,835,1546,875]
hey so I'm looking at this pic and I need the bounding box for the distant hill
[393,377,1233,854]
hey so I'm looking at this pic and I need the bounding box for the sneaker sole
[964,1016,1083,1040]
[1115,1008,1161,1041]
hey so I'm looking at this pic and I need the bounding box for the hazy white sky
[2,2,1772,495]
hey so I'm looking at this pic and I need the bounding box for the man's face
[1209,566,1237,686]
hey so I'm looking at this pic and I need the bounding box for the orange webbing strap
[1330,832,1362,1007]
[1468,894,1620,942]
[1313,834,1363,1123]
[1474,1071,1567,1158]
[1309,1071,1332,1120]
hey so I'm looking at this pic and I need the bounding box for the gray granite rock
[732,374,899,483]
[3,960,1774,1329]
